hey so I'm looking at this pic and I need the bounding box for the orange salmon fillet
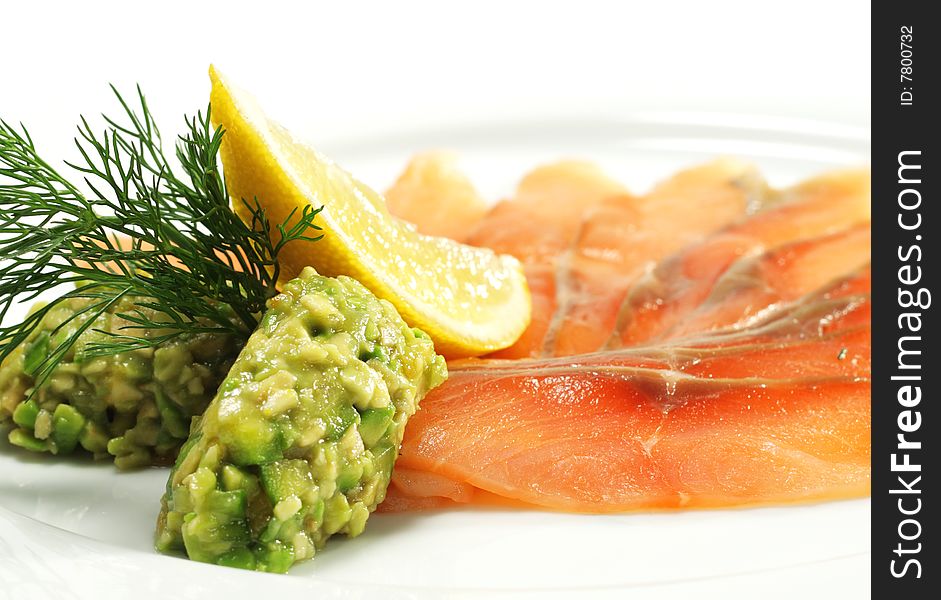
[379,159,871,513]
[383,269,870,512]
[661,224,870,341]
[545,158,770,356]
[384,152,488,240]
[609,168,870,349]
[465,161,630,358]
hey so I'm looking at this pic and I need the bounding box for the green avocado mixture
[0,297,240,468]
[1,87,450,574]
[154,267,447,572]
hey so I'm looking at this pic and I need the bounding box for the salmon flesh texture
[383,161,871,513]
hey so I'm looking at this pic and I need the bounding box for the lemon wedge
[208,67,530,357]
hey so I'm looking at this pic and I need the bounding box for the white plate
[0,115,871,599]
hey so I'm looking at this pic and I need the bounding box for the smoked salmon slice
[384,276,870,512]
[660,224,871,341]
[544,158,770,356]
[388,372,869,512]
[384,152,489,240]
[465,161,630,358]
[464,161,629,264]
[377,159,870,514]
[608,168,870,349]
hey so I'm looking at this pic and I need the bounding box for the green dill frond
[0,86,323,386]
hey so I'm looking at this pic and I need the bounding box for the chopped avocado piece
[359,343,388,364]
[259,459,314,504]
[156,267,447,572]
[335,462,365,494]
[155,389,189,439]
[253,542,295,574]
[181,513,252,563]
[322,401,359,442]
[12,398,39,429]
[8,428,51,452]
[216,546,257,570]
[51,403,85,453]
[220,415,283,466]
[206,489,249,516]
[78,421,109,454]
[220,465,258,494]
[0,295,241,466]
[359,406,395,447]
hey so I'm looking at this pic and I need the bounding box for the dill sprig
[0,86,323,385]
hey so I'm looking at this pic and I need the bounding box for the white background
[2,2,870,599]
[5,0,869,158]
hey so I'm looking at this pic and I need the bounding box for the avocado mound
[0,297,240,468]
[154,267,447,572]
